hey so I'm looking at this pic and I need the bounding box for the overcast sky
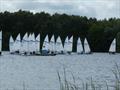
[0,0,120,19]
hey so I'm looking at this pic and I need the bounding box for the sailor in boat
[41,45,49,56]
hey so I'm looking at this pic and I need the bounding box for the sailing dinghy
[42,35,50,55]
[28,33,36,54]
[84,38,91,54]
[49,35,56,55]
[56,36,64,54]
[64,36,73,54]
[35,34,40,55]
[77,37,83,54]
[21,33,29,55]
[109,38,116,54]
[64,36,69,54]
[9,35,15,54]
[14,34,21,54]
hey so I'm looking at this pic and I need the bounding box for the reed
[58,63,120,90]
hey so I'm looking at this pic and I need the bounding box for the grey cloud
[13,1,75,11]
[12,1,97,18]
[0,0,119,19]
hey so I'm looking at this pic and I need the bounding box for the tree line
[0,10,120,52]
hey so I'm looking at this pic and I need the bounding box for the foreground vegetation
[0,10,120,51]
[57,64,120,90]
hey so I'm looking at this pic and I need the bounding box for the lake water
[0,52,120,90]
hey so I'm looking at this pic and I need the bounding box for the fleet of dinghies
[9,33,92,56]
[8,33,118,55]
[0,31,117,56]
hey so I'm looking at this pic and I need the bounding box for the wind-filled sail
[77,37,83,53]
[22,33,29,52]
[14,34,21,52]
[56,36,64,53]
[64,36,73,52]
[0,31,2,52]
[35,34,40,52]
[42,35,49,51]
[109,38,116,52]
[68,36,73,52]
[64,36,69,52]
[84,38,91,53]
[9,36,14,52]
[49,35,55,52]
[28,33,36,52]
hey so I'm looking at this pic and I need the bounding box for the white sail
[35,34,40,52]
[22,33,29,52]
[84,38,91,53]
[109,38,116,52]
[28,33,35,41]
[77,37,83,53]
[9,36,14,52]
[49,35,55,52]
[16,34,21,41]
[64,36,69,52]
[42,35,49,51]
[14,34,21,52]
[28,33,36,52]
[68,36,73,52]
[56,36,64,52]
[9,36,14,51]
[0,31,2,52]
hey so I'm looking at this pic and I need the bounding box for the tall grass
[112,63,120,90]
[57,63,120,90]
